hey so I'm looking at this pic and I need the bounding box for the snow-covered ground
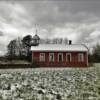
[0,64,100,100]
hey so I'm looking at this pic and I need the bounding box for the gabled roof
[31,44,88,52]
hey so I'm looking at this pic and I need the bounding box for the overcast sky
[0,0,100,55]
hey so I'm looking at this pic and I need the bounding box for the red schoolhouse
[30,34,88,67]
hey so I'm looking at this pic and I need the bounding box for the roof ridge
[31,43,88,51]
[38,44,87,45]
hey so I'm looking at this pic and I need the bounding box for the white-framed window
[49,53,54,62]
[66,53,72,62]
[40,53,45,62]
[58,53,63,62]
[78,53,84,62]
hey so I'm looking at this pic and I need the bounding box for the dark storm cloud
[0,0,100,55]
[20,0,100,26]
[17,0,100,41]
[0,31,4,36]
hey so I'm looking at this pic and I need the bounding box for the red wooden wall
[32,51,88,67]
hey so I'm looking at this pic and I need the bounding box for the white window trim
[40,53,45,62]
[32,52,33,63]
[58,53,63,62]
[49,53,55,62]
[78,53,84,62]
[66,53,72,62]
[87,52,88,66]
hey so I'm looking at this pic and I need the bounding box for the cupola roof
[33,34,40,40]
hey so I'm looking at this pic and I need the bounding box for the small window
[78,53,84,62]
[40,53,45,62]
[58,53,63,62]
[66,53,71,62]
[49,53,54,62]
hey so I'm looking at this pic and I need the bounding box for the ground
[0,64,100,100]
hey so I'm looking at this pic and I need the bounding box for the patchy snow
[0,65,100,99]
[31,44,88,52]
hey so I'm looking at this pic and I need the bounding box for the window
[66,53,72,62]
[78,53,84,62]
[40,53,45,62]
[49,53,54,62]
[58,53,63,62]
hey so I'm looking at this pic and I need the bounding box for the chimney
[69,40,72,45]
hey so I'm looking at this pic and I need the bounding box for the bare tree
[45,38,51,44]
[91,43,100,62]
[40,37,68,44]
[63,38,68,44]
[52,38,58,44]
[22,35,32,56]
[7,39,17,60]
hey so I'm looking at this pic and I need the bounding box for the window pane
[40,53,45,62]
[58,53,63,62]
[49,53,54,62]
[67,55,70,62]
[78,53,84,62]
[66,53,71,62]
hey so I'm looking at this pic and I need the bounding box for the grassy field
[0,63,100,100]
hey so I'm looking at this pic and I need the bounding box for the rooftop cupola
[32,34,40,46]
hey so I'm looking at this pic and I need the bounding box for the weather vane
[35,24,38,35]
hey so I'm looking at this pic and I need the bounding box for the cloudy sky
[0,0,100,55]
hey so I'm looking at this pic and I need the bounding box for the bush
[88,63,94,67]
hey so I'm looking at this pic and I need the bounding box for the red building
[30,35,88,67]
